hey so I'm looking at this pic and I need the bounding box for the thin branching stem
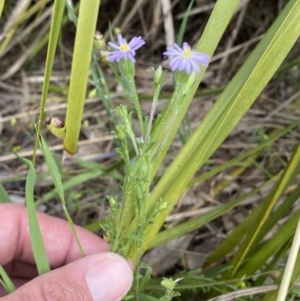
[128,78,145,137]
[145,101,157,146]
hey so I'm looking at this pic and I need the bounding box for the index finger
[0,203,109,268]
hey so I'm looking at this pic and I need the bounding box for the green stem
[145,101,157,147]
[111,175,132,254]
[128,78,145,137]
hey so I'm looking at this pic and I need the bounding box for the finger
[0,203,109,268]
[2,253,133,301]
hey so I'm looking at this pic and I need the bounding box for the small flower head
[94,31,106,51]
[107,34,145,63]
[44,115,66,139]
[163,42,210,74]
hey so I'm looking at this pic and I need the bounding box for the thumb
[4,253,133,301]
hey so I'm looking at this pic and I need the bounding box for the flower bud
[94,31,106,50]
[44,115,66,139]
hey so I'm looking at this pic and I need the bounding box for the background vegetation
[0,0,300,300]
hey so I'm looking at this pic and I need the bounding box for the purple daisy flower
[163,42,210,74]
[107,34,145,63]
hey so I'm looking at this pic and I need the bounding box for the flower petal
[192,53,210,66]
[108,42,120,50]
[129,36,145,50]
[117,34,125,45]
[182,42,189,50]
[174,43,183,52]
[163,42,210,74]
[107,34,144,62]
[190,59,200,73]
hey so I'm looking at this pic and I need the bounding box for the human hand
[0,203,133,301]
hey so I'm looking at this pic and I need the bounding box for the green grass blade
[36,169,103,206]
[39,136,85,256]
[0,265,15,293]
[148,176,277,250]
[0,183,11,203]
[188,121,300,186]
[277,218,300,300]
[226,143,300,277]
[138,293,161,301]
[205,177,300,267]
[237,212,300,278]
[143,0,300,255]
[0,0,4,18]
[32,0,65,164]
[176,0,195,45]
[23,158,50,275]
[64,0,101,154]
[263,242,300,301]
[0,0,31,56]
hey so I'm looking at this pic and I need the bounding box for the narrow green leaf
[252,185,300,250]
[0,0,32,56]
[138,293,161,301]
[23,158,50,275]
[176,0,195,45]
[39,138,65,203]
[0,0,5,18]
[205,173,300,267]
[33,0,66,164]
[263,243,300,301]
[148,176,277,249]
[237,211,300,277]
[0,265,15,293]
[227,143,300,277]
[36,169,103,206]
[0,183,11,203]
[188,121,300,186]
[39,136,85,256]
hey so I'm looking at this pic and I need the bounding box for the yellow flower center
[120,43,130,52]
[181,47,192,58]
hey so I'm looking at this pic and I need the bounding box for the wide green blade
[143,0,300,255]
[64,0,101,154]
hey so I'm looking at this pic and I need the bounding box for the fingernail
[85,253,133,301]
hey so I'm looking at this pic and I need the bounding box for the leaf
[33,0,66,163]
[0,265,15,293]
[64,0,101,154]
[39,136,85,256]
[22,158,50,275]
[0,183,11,203]
[176,0,195,45]
[226,144,300,278]
[205,173,300,267]
[148,176,278,249]
[0,0,5,18]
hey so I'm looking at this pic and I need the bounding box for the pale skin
[0,203,133,301]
